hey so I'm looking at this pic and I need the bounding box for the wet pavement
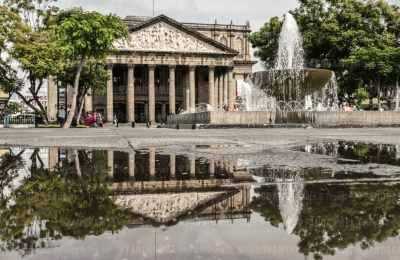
[1,143,400,260]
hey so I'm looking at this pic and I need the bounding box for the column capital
[107,64,114,70]
[127,63,135,69]
[169,65,176,69]
[189,65,196,71]
[208,65,216,70]
[148,64,157,70]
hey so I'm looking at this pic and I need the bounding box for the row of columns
[106,64,236,123]
[106,150,235,179]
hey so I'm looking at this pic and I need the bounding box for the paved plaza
[1,127,400,149]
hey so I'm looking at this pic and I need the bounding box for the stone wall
[168,111,400,128]
[277,111,400,127]
[168,111,275,125]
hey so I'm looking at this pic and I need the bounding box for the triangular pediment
[114,191,228,223]
[115,15,237,55]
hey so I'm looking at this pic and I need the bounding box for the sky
[56,0,299,30]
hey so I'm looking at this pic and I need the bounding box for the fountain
[238,13,339,112]
[168,13,400,128]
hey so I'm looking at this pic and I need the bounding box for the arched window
[220,36,228,46]
[235,37,244,55]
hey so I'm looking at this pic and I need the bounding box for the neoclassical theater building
[48,14,255,124]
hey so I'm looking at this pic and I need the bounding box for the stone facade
[91,14,255,124]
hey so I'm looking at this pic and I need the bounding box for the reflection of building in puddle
[107,149,252,225]
[109,149,252,193]
[2,147,253,226]
[115,191,228,223]
[115,186,251,225]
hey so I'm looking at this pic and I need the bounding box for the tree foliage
[252,182,400,260]
[0,0,62,123]
[250,0,400,99]
[0,149,131,255]
[54,8,127,128]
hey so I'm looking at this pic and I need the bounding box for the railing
[1,113,36,128]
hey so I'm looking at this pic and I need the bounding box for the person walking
[113,113,119,127]
[58,109,66,127]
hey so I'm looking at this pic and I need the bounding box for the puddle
[1,145,400,260]
[293,141,400,166]
[250,165,399,182]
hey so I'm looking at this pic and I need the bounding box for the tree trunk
[15,91,49,125]
[76,89,88,125]
[377,79,382,111]
[63,58,86,128]
[74,150,82,177]
[368,80,373,110]
[28,77,49,125]
[396,77,400,111]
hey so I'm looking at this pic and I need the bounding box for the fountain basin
[250,68,335,100]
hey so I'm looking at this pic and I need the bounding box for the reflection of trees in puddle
[297,141,400,166]
[0,147,253,255]
[0,148,131,256]
[251,182,400,260]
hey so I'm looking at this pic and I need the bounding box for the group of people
[83,112,104,128]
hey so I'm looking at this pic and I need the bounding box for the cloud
[56,0,299,30]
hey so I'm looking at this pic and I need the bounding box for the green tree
[11,29,64,123]
[55,8,127,128]
[1,0,63,124]
[57,59,108,124]
[249,16,282,68]
[250,0,400,102]
[0,5,24,116]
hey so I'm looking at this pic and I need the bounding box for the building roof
[123,14,239,55]
[124,15,251,32]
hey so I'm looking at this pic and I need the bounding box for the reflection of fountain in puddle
[276,174,304,234]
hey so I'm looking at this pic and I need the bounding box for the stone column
[144,103,149,120]
[106,64,113,122]
[169,65,176,114]
[148,65,156,124]
[129,152,135,179]
[209,159,215,178]
[185,82,190,112]
[208,66,215,108]
[228,68,235,111]
[84,88,93,112]
[170,153,176,179]
[161,103,167,122]
[48,147,59,171]
[149,147,156,179]
[223,70,228,107]
[214,72,219,109]
[107,150,114,179]
[218,75,223,111]
[47,76,58,122]
[190,154,196,176]
[127,64,135,123]
[189,66,196,113]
